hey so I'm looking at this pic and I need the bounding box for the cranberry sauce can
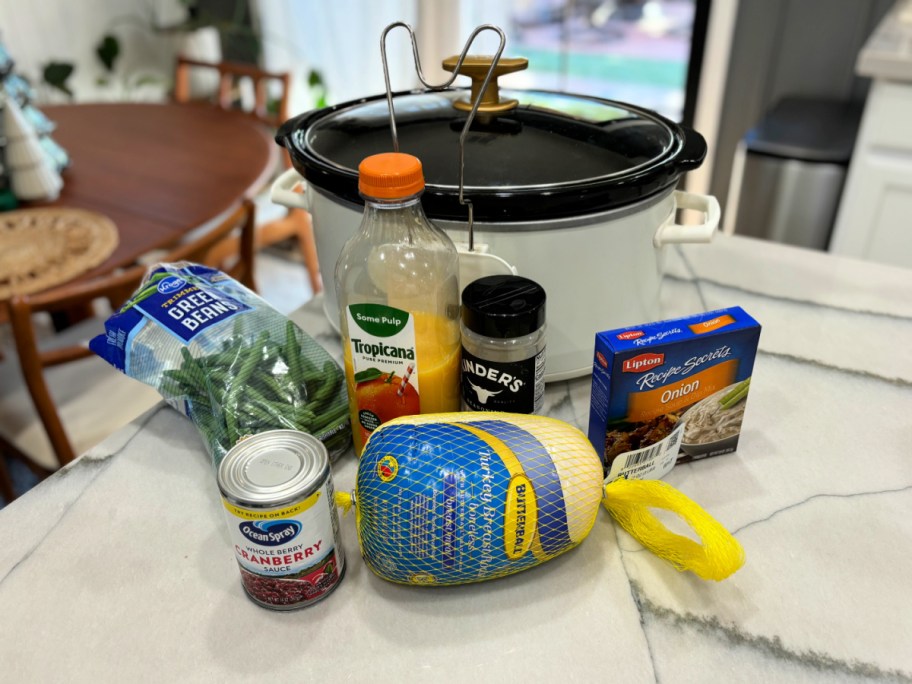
[217,430,345,610]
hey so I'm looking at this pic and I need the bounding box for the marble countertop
[857,0,912,81]
[2,234,911,682]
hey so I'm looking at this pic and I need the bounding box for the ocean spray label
[222,483,341,577]
[461,347,545,414]
[345,303,419,438]
[238,520,302,546]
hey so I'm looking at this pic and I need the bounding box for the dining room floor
[0,247,316,508]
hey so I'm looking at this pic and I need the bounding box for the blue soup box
[588,307,761,480]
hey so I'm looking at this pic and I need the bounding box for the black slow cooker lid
[277,88,706,222]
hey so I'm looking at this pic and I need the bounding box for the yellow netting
[601,478,745,581]
[351,413,602,585]
[341,412,743,585]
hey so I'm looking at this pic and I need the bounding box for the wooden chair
[0,435,23,503]
[3,200,256,477]
[173,56,322,295]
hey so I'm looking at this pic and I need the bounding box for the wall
[253,0,419,116]
[709,0,894,212]
[2,0,497,116]
[0,0,188,103]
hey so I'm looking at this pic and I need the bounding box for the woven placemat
[0,208,119,300]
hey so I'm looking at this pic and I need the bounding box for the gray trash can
[724,97,862,250]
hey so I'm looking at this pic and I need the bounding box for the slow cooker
[271,74,719,381]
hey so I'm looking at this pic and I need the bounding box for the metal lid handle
[379,22,509,251]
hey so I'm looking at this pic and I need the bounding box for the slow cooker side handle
[270,168,311,210]
[653,191,720,247]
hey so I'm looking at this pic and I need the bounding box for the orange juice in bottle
[335,153,460,455]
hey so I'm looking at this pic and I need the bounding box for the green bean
[292,340,324,396]
[285,322,324,398]
[163,368,199,389]
[309,401,349,433]
[242,402,282,427]
[253,403,295,429]
[284,320,304,379]
[191,405,219,439]
[225,407,239,445]
[235,332,268,387]
[156,319,351,455]
[202,347,244,370]
[308,361,343,407]
[249,374,290,403]
[180,347,210,388]
[293,407,317,431]
[222,336,268,445]
[241,386,291,417]
[180,346,195,367]
[206,368,231,387]
[297,340,319,372]
[160,379,183,396]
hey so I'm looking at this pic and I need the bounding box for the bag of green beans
[90,262,351,465]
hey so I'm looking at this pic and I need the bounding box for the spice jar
[460,275,546,414]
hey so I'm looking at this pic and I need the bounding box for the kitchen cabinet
[831,1,912,266]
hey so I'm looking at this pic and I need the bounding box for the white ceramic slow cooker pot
[272,88,719,381]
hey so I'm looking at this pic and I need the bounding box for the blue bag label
[134,275,249,343]
[88,264,251,372]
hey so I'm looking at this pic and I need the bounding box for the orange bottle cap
[358,152,425,199]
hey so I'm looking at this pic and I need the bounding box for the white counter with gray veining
[2,234,910,682]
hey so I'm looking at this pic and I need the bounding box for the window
[462,0,708,123]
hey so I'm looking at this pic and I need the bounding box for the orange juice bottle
[335,152,460,455]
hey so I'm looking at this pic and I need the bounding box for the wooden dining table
[34,102,279,281]
[0,102,280,485]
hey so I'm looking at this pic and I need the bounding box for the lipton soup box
[588,307,761,482]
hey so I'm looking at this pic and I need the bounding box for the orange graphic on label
[357,372,420,422]
[627,360,738,422]
[689,315,736,335]
[377,455,399,482]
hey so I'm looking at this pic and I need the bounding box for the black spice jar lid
[461,275,546,339]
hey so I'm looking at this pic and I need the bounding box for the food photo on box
[587,307,761,483]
